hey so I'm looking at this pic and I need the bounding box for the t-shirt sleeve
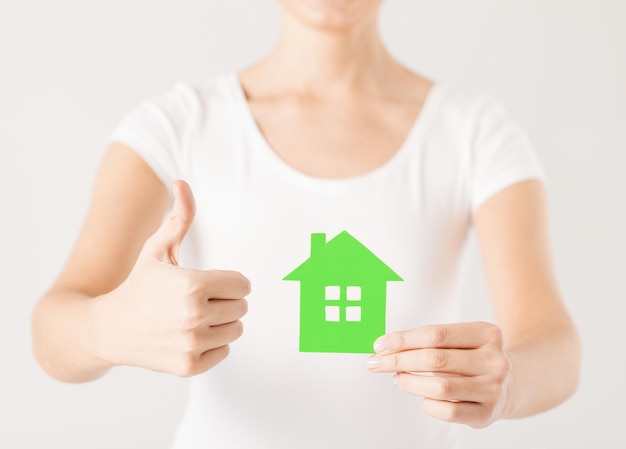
[470,97,547,214]
[104,81,194,192]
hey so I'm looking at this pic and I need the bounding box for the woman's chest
[246,96,424,178]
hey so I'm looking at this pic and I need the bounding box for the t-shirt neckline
[226,72,444,193]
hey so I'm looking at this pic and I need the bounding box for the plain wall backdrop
[1,0,625,447]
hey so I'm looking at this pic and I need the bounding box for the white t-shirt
[105,73,546,449]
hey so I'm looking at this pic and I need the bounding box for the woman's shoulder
[432,81,517,129]
[147,72,237,113]
[430,81,493,115]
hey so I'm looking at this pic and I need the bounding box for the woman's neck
[242,9,403,97]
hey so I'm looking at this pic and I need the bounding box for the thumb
[145,180,196,265]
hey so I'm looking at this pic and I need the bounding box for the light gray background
[1,0,624,447]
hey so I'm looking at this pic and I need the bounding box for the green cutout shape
[283,231,403,354]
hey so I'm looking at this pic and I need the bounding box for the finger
[393,372,491,403]
[205,298,249,326]
[422,398,493,428]
[144,180,196,265]
[368,348,486,376]
[196,345,231,375]
[197,269,252,300]
[201,320,245,352]
[178,321,243,355]
[374,322,501,355]
[175,320,244,353]
[174,345,231,378]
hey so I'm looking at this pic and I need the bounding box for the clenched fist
[92,180,250,377]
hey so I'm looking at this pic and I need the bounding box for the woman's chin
[280,0,382,31]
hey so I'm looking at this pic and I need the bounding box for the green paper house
[283,231,403,354]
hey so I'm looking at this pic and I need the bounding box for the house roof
[283,231,403,283]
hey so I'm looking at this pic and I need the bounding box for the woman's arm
[472,179,581,418]
[368,179,581,426]
[31,143,250,383]
[32,142,169,382]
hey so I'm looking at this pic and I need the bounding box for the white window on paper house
[324,285,362,322]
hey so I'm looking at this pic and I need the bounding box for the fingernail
[393,373,399,385]
[373,338,388,353]
[367,356,381,369]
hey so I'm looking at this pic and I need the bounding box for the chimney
[310,233,326,257]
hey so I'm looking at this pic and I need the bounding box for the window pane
[325,306,340,322]
[347,286,361,301]
[325,286,340,300]
[346,306,361,322]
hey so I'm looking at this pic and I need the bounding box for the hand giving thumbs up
[92,180,250,377]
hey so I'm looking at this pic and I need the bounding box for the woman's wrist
[41,291,114,383]
[501,349,522,419]
[83,292,117,376]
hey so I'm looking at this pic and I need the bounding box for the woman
[32,0,581,447]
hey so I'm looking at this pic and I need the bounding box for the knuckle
[428,326,448,346]
[179,329,201,353]
[436,378,454,398]
[446,403,463,422]
[175,353,199,378]
[437,402,459,422]
[390,353,400,371]
[179,303,202,330]
[388,332,405,351]
[483,323,503,344]
[180,273,203,299]
[494,355,512,380]
[443,402,460,421]
[428,349,448,370]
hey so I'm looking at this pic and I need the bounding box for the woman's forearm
[503,321,582,419]
[31,290,113,383]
